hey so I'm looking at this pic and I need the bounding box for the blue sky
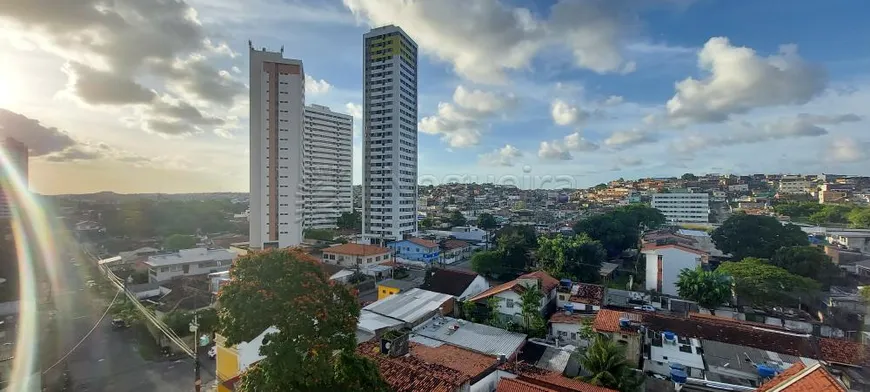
[0,0,868,193]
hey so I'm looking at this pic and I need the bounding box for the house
[826,231,870,253]
[420,268,489,301]
[497,361,617,392]
[592,309,643,367]
[317,262,354,283]
[357,338,472,392]
[411,316,527,359]
[448,226,488,243]
[643,330,705,381]
[642,242,708,297]
[440,239,473,264]
[469,271,559,324]
[555,282,605,313]
[362,288,455,327]
[144,248,235,282]
[549,312,594,348]
[377,279,420,300]
[215,327,276,392]
[755,362,846,392]
[321,243,392,268]
[388,237,440,263]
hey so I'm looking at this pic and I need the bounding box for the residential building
[377,278,420,300]
[755,362,846,392]
[469,271,559,324]
[549,312,595,348]
[643,331,705,380]
[411,316,527,359]
[362,288,454,327]
[555,282,605,313]
[388,237,439,263]
[439,239,473,264]
[420,268,489,301]
[0,138,28,219]
[249,43,305,249]
[498,356,618,392]
[144,248,235,282]
[826,231,870,253]
[320,243,392,268]
[779,178,814,194]
[727,183,749,193]
[361,25,419,243]
[302,104,353,230]
[592,309,643,367]
[216,327,277,392]
[651,192,710,223]
[642,242,708,296]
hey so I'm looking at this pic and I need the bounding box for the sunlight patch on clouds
[305,75,332,95]
[479,144,522,167]
[538,132,598,160]
[420,86,517,148]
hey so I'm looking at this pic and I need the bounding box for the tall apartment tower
[0,138,28,219]
[302,104,353,229]
[362,25,419,244]
[249,43,304,249]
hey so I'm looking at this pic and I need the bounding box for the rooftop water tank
[664,331,677,342]
[560,279,572,288]
[758,364,778,378]
[619,318,631,328]
[564,304,575,313]
[670,367,688,384]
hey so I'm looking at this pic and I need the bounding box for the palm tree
[576,336,643,392]
[675,267,732,315]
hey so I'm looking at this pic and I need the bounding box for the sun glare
[0,57,21,107]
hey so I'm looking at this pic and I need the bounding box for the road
[41,241,215,391]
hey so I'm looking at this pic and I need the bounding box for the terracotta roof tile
[469,280,524,302]
[499,362,617,392]
[357,341,467,392]
[497,378,557,392]
[323,243,391,256]
[407,237,440,249]
[469,271,558,302]
[442,239,471,250]
[641,243,708,256]
[756,363,846,392]
[411,342,497,379]
[818,338,869,366]
[519,271,560,293]
[570,283,604,306]
[593,309,641,335]
[549,312,591,325]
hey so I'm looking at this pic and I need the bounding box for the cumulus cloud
[419,85,517,147]
[538,132,598,160]
[604,129,657,148]
[826,138,870,163]
[479,144,523,167]
[305,75,332,95]
[666,37,827,124]
[550,99,587,126]
[602,95,624,106]
[617,156,644,167]
[343,0,653,83]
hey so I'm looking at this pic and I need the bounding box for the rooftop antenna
[280,45,284,54]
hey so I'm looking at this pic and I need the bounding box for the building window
[506,299,514,308]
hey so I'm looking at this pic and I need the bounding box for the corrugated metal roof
[358,311,404,333]
[412,316,526,357]
[363,288,453,324]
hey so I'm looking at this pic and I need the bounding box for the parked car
[633,305,656,312]
[207,346,217,359]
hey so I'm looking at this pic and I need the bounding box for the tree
[573,211,637,257]
[537,234,606,282]
[218,249,388,391]
[860,286,870,302]
[164,234,196,251]
[336,210,361,231]
[519,286,545,338]
[575,336,643,392]
[681,173,697,181]
[675,267,732,314]
[303,229,336,241]
[617,204,665,230]
[477,213,498,231]
[448,210,467,227]
[470,250,506,279]
[711,214,808,260]
[772,201,823,218]
[163,310,195,336]
[770,246,841,288]
[419,217,436,230]
[497,226,537,275]
[716,258,820,307]
[848,207,870,228]
[808,205,851,225]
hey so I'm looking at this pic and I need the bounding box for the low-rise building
[377,279,420,300]
[388,237,440,264]
[469,271,559,324]
[362,288,455,328]
[440,239,472,264]
[651,192,710,223]
[420,268,489,301]
[555,282,605,313]
[592,309,643,367]
[145,248,235,282]
[826,231,870,253]
[642,242,708,297]
[321,243,392,268]
[549,312,594,348]
[411,315,527,359]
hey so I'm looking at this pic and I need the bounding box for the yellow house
[214,327,276,391]
[376,279,419,300]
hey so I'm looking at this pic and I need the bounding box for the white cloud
[617,156,644,167]
[538,132,598,160]
[344,102,362,119]
[603,95,624,106]
[305,75,332,95]
[479,144,523,167]
[666,37,826,124]
[550,99,587,126]
[604,129,657,148]
[420,85,517,147]
[827,138,869,163]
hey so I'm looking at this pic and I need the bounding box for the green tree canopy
[681,173,697,181]
[675,267,732,314]
[536,234,606,282]
[573,205,663,257]
[575,336,643,392]
[470,250,508,279]
[772,201,824,218]
[448,210,467,227]
[303,229,336,241]
[477,213,498,231]
[519,287,546,338]
[711,214,808,260]
[218,249,388,391]
[769,246,842,289]
[848,207,870,228]
[336,210,361,231]
[419,217,436,230]
[716,257,820,307]
[164,234,196,251]
[808,205,851,225]
[496,225,537,275]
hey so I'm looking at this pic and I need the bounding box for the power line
[43,288,122,374]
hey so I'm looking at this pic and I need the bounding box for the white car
[633,305,656,312]
[86,280,97,288]
[207,346,217,359]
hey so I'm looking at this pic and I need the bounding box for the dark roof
[441,239,471,250]
[421,268,481,297]
[570,283,604,306]
[378,279,420,291]
[317,262,347,277]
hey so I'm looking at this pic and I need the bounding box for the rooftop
[549,312,592,324]
[363,288,453,324]
[593,309,641,335]
[469,271,559,302]
[410,341,497,379]
[357,341,467,392]
[701,338,807,378]
[145,247,235,267]
[517,341,575,374]
[499,362,617,392]
[412,316,527,357]
[421,268,481,297]
[378,278,420,292]
[406,237,440,248]
[756,362,846,392]
[441,239,471,250]
[322,243,391,256]
[496,378,555,392]
[569,283,604,306]
[641,242,709,256]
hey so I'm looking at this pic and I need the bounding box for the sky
[0,0,869,195]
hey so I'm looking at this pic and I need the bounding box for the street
[41,240,215,391]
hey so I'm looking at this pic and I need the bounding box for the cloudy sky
[0,0,868,194]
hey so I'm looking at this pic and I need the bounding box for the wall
[552,322,591,348]
[216,345,239,383]
[458,275,489,301]
[148,260,232,282]
[388,241,439,262]
[608,331,641,368]
[470,369,501,392]
[644,247,702,297]
[377,284,401,300]
[321,251,391,268]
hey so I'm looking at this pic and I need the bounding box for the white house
[549,312,594,348]
[826,231,870,253]
[642,243,709,297]
[321,243,392,268]
[420,268,489,301]
[469,271,558,323]
[145,248,235,282]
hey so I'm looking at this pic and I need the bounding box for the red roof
[497,378,556,392]
[442,239,471,250]
[756,363,846,392]
[407,237,440,249]
[818,338,869,366]
[641,243,708,256]
[469,271,558,302]
[411,342,497,379]
[499,362,617,392]
[569,283,604,306]
[357,341,467,392]
[593,309,641,335]
[549,312,591,325]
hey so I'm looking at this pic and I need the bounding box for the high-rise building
[362,25,419,244]
[303,104,353,230]
[0,138,28,219]
[249,42,304,249]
